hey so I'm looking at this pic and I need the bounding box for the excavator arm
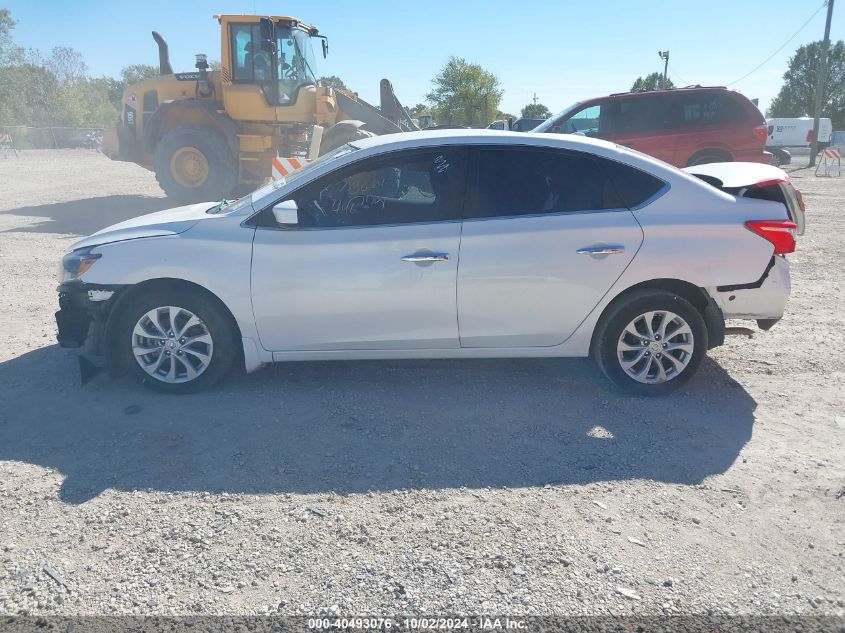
[334,79,420,135]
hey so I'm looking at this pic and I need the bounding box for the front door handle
[576,245,625,255]
[401,253,449,263]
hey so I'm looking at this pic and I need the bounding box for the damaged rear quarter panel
[707,255,791,319]
[624,192,782,288]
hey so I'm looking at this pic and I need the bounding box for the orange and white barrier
[271,156,312,180]
[815,148,841,177]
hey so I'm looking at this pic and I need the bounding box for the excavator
[102,14,419,203]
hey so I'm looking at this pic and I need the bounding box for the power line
[668,65,689,86]
[727,1,828,86]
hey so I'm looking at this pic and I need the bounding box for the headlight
[60,248,101,282]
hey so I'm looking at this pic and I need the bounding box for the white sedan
[56,130,798,395]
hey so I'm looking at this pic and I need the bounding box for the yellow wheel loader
[102,15,419,203]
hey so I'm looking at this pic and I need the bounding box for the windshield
[276,25,318,104]
[533,102,582,133]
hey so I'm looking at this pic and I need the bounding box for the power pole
[533,92,538,105]
[810,0,835,167]
[658,50,670,84]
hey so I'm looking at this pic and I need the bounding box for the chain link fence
[0,126,104,150]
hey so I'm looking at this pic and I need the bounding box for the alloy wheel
[616,310,694,384]
[131,306,214,384]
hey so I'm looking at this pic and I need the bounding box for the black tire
[115,286,239,394]
[686,151,731,167]
[319,121,376,155]
[153,126,237,204]
[591,289,708,396]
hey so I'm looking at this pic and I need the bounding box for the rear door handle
[401,253,449,263]
[576,245,625,255]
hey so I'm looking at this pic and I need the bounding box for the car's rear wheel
[116,287,238,394]
[592,290,707,396]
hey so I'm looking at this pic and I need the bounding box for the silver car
[56,130,797,395]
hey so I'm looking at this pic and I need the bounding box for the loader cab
[218,15,324,121]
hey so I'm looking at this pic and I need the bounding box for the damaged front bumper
[56,281,124,380]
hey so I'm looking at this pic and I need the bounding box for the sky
[4,0,842,117]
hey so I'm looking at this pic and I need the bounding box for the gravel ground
[0,150,843,619]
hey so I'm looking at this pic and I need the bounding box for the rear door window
[672,93,746,127]
[467,147,624,219]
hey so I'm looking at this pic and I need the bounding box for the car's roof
[350,129,618,152]
[605,86,733,99]
[346,129,694,188]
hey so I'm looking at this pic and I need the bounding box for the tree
[101,65,160,110]
[47,46,88,84]
[521,103,550,119]
[0,8,23,65]
[319,75,346,90]
[409,103,429,117]
[630,72,674,91]
[426,57,502,127]
[120,64,159,86]
[0,9,26,67]
[0,63,59,126]
[768,40,845,129]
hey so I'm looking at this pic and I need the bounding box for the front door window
[287,149,468,228]
[546,105,603,136]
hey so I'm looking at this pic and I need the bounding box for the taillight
[752,124,768,141]
[806,129,813,143]
[745,220,797,255]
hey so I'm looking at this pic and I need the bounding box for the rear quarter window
[598,158,666,208]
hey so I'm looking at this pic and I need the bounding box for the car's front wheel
[115,287,238,394]
[592,290,707,396]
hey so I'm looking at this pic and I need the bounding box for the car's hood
[71,201,215,250]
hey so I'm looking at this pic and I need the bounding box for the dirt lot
[0,150,843,620]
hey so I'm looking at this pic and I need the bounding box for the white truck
[766,117,833,147]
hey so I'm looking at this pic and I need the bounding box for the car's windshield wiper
[206,199,235,214]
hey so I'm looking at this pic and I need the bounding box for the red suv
[534,87,770,167]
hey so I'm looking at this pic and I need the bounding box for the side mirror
[321,38,329,59]
[272,199,298,226]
